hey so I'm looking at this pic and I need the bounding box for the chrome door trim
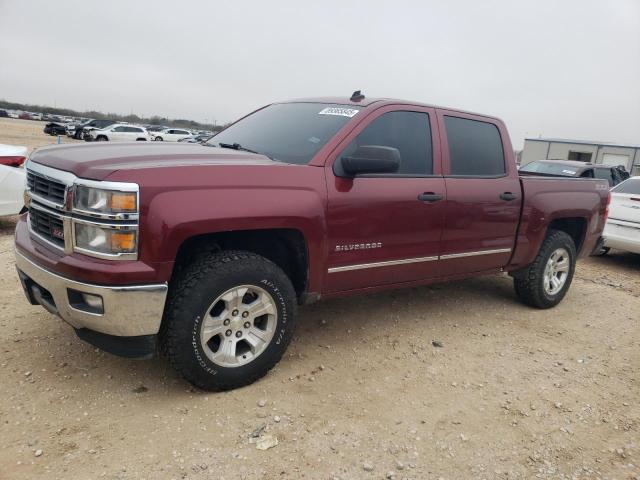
[439,248,512,260]
[327,255,438,273]
[327,248,512,273]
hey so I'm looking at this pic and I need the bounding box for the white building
[521,138,640,175]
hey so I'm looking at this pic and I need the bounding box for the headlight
[74,185,137,214]
[74,223,137,255]
[71,181,139,259]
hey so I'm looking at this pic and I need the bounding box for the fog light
[67,289,104,314]
[82,293,104,311]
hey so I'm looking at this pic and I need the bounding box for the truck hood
[29,142,276,180]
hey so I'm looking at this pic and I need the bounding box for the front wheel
[154,136,163,141]
[513,230,576,309]
[161,250,297,391]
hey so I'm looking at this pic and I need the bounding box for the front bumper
[15,250,168,337]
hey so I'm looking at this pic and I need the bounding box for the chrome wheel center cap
[230,316,243,330]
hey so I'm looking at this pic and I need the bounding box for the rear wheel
[154,136,163,141]
[513,230,576,309]
[161,250,297,391]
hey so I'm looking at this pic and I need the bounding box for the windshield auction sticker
[318,107,360,118]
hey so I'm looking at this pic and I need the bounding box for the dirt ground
[0,117,84,154]
[0,119,639,480]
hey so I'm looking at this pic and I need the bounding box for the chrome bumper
[15,250,167,336]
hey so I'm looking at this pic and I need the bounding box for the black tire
[154,136,163,141]
[136,138,146,141]
[161,250,297,391]
[96,135,108,141]
[513,230,576,309]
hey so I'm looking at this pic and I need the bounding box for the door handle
[500,192,517,201]
[417,192,443,203]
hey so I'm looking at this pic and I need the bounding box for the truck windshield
[206,103,361,164]
[520,161,581,176]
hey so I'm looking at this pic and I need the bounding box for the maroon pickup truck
[15,94,610,390]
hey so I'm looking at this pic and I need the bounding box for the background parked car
[89,124,150,142]
[151,128,192,142]
[145,125,168,134]
[0,109,8,118]
[519,160,629,187]
[0,164,25,216]
[177,134,213,143]
[599,177,640,255]
[80,119,117,141]
[0,143,27,216]
[0,144,27,167]
[66,119,91,138]
[43,122,67,136]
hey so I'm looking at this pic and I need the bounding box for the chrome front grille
[29,207,65,247]
[26,171,66,205]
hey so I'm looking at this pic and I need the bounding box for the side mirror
[337,145,400,177]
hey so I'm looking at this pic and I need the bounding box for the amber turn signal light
[110,231,136,251]
[110,192,137,212]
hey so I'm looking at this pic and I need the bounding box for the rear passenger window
[444,116,505,176]
[342,111,432,175]
[594,168,614,186]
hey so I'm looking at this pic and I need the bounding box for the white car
[602,176,640,254]
[0,143,27,216]
[152,128,192,142]
[0,164,26,216]
[90,124,150,142]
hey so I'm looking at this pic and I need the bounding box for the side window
[342,111,432,175]
[444,116,505,176]
[113,126,126,132]
[594,168,614,186]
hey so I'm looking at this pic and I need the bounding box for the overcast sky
[1,0,638,148]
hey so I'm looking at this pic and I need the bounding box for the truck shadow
[588,250,640,270]
[46,273,520,394]
[296,274,519,342]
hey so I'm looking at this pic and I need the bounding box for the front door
[323,106,446,293]
[437,110,521,276]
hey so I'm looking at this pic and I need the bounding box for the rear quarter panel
[508,176,609,270]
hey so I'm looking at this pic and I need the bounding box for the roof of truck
[282,96,502,121]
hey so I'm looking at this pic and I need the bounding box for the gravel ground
[0,119,639,479]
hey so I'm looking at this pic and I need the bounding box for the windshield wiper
[216,142,274,160]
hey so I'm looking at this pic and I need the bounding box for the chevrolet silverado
[15,93,610,390]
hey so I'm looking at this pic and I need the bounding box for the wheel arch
[172,228,310,300]
[547,217,587,253]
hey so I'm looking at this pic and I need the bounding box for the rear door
[324,105,446,292]
[175,129,190,141]
[127,126,144,140]
[437,110,521,276]
[110,126,128,141]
